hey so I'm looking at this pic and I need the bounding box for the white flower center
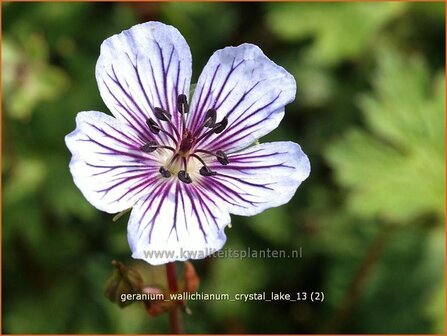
[140,94,229,184]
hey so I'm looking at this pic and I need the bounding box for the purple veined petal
[65,111,163,214]
[188,44,296,153]
[128,181,230,265]
[203,141,310,216]
[96,21,192,144]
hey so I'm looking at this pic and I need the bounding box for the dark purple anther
[204,109,217,128]
[213,116,228,134]
[140,140,158,153]
[216,150,229,165]
[199,166,217,176]
[178,170,192,184]
[154,107,172,121]
[146,118,161,134]
[177,94,189,114]
[159,167,171,178]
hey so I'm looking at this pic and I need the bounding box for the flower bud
[104,260,144,308]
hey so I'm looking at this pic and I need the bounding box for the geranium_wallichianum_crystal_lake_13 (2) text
[65,21,310,265]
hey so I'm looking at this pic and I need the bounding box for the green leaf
[3,157,47,206]
[325,48,445,223]
[2,34,69,120]
[267,3,406,65]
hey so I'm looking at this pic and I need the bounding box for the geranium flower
[65,22,310,265]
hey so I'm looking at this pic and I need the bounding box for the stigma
[139,94,229,184]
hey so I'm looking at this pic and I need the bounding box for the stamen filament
[165,117,181,138]
[190,154,217,176]
[195,149,215,156]
[195,116,228,143]
[177,94,188,133]
[195,128,215,143]
[190,153,207,167]
[159,153,179,178]
[147,118,179,143]
[195,149,229,165]
[159,128,178,144]
[167,153,180,169]
[140,141,176,153]
[181,112,187,134]
[203,109,217,128]
[160,146,176,152]
[178,157,192,183]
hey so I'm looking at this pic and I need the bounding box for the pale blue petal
[188,44,296,153]
[128,181,230,265]
[204,141,310,216]
[65,111,160,213]
[96,21,192,144]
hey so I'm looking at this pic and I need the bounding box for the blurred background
[2,2,445,334]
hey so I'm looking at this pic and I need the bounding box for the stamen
[160,153,179,178]
[154,107,172,121]
[159,167,171,178]
[196,116,229,143]
[195,149,230,166]
[216,150,229,165]
[213,116,228,134]
[178,170,192,184]
[177,157,192,183]
[199,166,217,177]
[146,118,161,134]
[146,118,177,143]
[167,153,179,169]
[148,95,231,183]
[140,141,175,153]
[195,149,214,156]
[203,109,217,128]
[177,94,189,114]
[177,94,189,132]
[191,153,218,177]
[153,107,180,138]
[140,140,158,153]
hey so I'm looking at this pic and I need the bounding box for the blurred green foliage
[2,2,445,334]
[268,3,406,66]
[3,35,69,121]
[326,48,445,222]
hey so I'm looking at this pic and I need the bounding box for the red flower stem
[166,262,183,334]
